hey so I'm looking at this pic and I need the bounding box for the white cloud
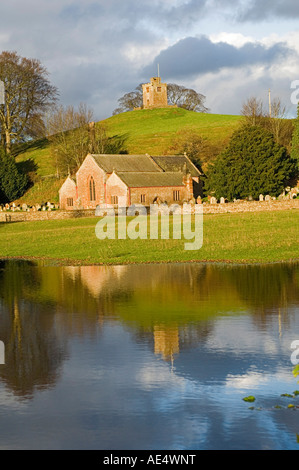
[209,32,255,48]
[122,38,170,70]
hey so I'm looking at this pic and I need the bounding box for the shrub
[0,149,28,203]
[205,125,297,201]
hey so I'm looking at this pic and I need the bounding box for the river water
[0,260,298,450]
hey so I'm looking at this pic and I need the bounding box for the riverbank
[0,209,298,265]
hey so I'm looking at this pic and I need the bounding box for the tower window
[157,87,161,92]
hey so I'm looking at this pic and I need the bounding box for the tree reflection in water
[0,260,298,399]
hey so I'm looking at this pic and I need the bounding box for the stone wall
[201,199,299,214]
[129,185,190,206]
[1,199,299,223]
[0,209,95,223]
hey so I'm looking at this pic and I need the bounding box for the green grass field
[14,108,242,204]
[1,210,298,265]
[103,107,242,154]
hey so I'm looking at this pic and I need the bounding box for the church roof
[150,155,201,177]
[89,153,201,177]
[115,171,185,188]
[91,154,161,173]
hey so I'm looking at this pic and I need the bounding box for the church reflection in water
[0,260,298,398]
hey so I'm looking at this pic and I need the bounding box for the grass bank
[0,210,298,265]
[103,108,242,154]
[14,109,242,205]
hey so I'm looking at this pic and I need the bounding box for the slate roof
[116,172,185,188]
[89,153,201,177]
[150,155,201,177]
[91,154,161,173]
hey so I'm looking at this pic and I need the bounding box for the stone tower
[142,77,168,109]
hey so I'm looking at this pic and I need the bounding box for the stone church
[59,153,201,210]
[59,77,201,210]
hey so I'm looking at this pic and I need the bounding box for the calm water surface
[0,260,299,450]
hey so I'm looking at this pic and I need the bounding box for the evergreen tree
[291,103,299,169]
[205,125,297,201]
[0,149,28,203]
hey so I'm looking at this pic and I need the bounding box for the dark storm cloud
[0,0,165,118]
[237,0,299,21]
[57,0,209,30]
[158,0,210,28]
[143,36,295,79]
[1,0,298,118]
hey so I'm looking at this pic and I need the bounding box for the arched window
[89,177,96,201]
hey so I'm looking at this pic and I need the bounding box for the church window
[173,190,180,201]
[89,177,96,201]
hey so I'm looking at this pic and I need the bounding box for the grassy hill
[15,107,242,205]
[103,107,242,154]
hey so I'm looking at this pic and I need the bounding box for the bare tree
[167,84,209,112]
[241,97,264,126]
[167,84,186,108]
[47,104,128,176]
[265,97,288,146]
[241,95,293,151]
[46,103,95,175]
[113,84,143,114]
[0,51,58,154]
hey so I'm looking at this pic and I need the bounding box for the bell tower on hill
[142,76,168,109]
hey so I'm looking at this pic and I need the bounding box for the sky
[1,0,299,120]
